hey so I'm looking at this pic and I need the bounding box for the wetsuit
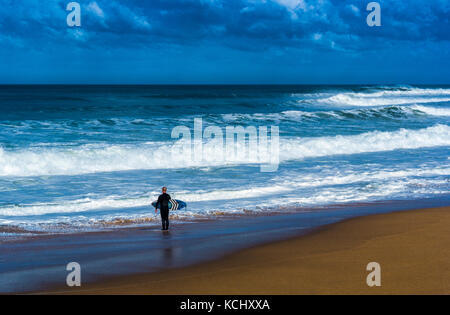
[155,193,171,230]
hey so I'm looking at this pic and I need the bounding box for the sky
[0,0,449,84]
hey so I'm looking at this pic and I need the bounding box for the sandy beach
[44,206,450,295]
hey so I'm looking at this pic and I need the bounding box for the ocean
[0,85,449,239]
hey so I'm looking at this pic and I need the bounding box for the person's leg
[160,212,165,230]
[161,208,169,230]
[163,216,168,230]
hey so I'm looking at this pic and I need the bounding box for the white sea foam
[411,105,450,117]
[275,166,450,190]
[0,186,292,217]
[354,88,450,97]
[0,124,449,177]
[310,87,450,107]
[319,94,450,107]
[279,124,450,161]
[264,178,449,208]
[221,105,450,122]
[1,164,448,217]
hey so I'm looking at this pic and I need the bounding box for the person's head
[162,187,167,193]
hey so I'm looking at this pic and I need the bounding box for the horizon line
[1,83,450,86]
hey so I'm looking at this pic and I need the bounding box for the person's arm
[155,195,161,213]
[167,195,172,210]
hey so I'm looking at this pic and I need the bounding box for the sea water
[0,85,449,236]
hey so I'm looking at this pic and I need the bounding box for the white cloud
[271,0,307,20]
[109,2,152,31]
[240,6,255,14]
[68,29,88,42]
[87,2,105,18]
[273,0,306,11]
[347,4,360,16]
[312,33,322,41]
[133,16,151,30]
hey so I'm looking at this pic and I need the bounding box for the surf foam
[1,164,448,217]
[310,87,450,107]
[0,124,449,177]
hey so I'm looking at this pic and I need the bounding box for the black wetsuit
[155,193,171,230]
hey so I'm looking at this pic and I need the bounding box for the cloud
[312,33,322,41]
[347,4,360,17]
[0,0,449,84]
[87,2,104,18]
[0,0,449,54]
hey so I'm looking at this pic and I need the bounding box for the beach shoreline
[24,204,450,295]
[3,197,449,245]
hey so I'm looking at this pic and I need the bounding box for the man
[154,187,171,230]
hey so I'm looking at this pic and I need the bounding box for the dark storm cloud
[0,0,449,83]
[1,0,448,50]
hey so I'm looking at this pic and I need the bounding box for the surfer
[154,187,171,230]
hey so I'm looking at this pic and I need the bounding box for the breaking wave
[222,104,450,123]
[313,87,450,107]
[1,164,448,218]
[0,124,449,177]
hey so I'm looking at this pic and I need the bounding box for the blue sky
[0,0,449,84]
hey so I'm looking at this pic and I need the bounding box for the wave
[0,124,449,177]
[279,124,450,161]
[1,101,448,140]
[0,117,165,131]
[312,87,450,107]
[270,178,450,207]
[1,164,448,218]
[319,95,450,107]
[411,105,450,117]
[0,186,291,217]
[222,106,416,123]
[354,87,450,97]
[222,105,447,123]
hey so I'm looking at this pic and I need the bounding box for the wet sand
[48,206,450,295]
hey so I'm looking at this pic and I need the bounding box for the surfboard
[152,199,186,211]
